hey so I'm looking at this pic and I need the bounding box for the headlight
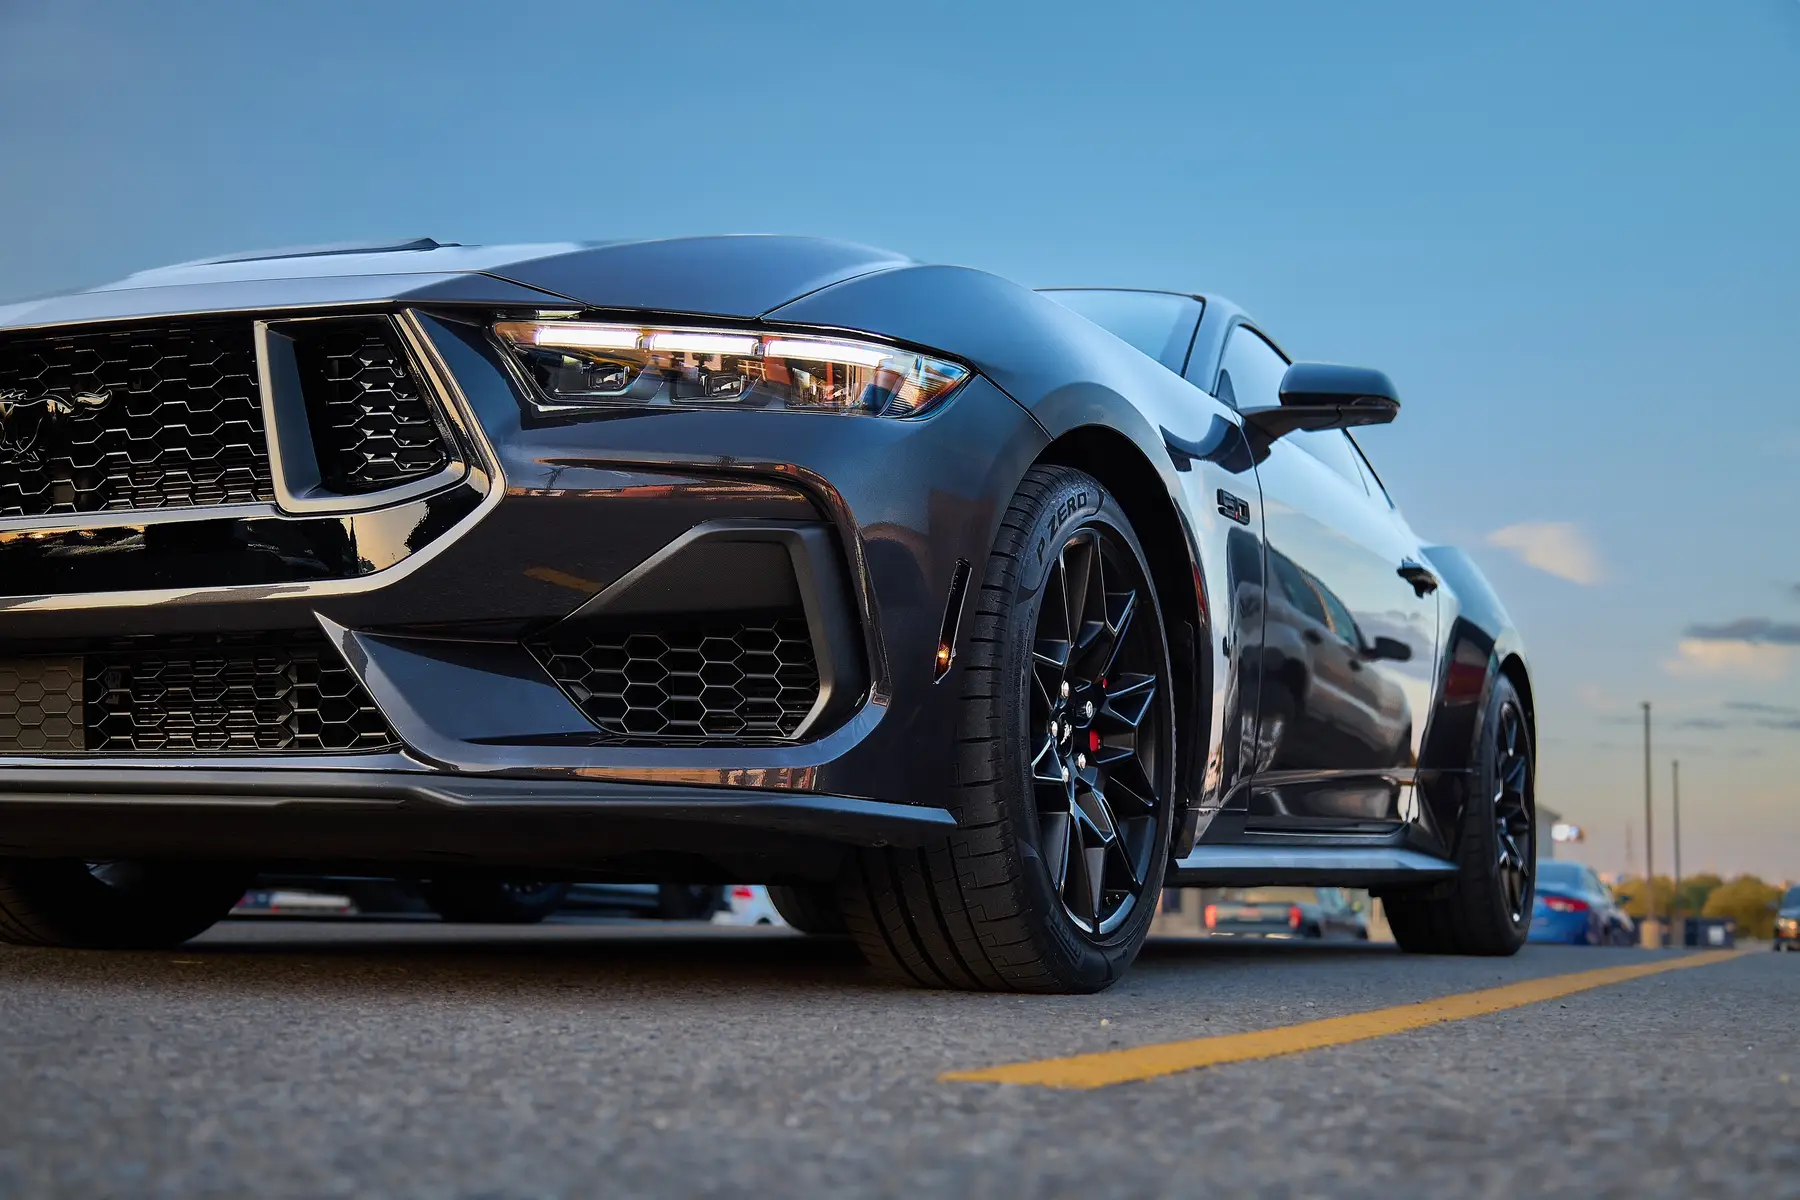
[492,319,970,418]
[1778,917,1799,934]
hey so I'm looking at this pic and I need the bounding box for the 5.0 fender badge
[0,388,112,467]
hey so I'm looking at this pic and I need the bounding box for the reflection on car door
[1217,326,1440,831]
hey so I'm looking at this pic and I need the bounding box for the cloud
[1664,638,1793,681]
[1723,700,1800,716]
[1484,522,1604,585]
[1665,617,1800,680]
[1683,618,1800,645]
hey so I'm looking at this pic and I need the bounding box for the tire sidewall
[999,473,1175,986]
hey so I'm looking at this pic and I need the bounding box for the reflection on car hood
[0,235,913,331]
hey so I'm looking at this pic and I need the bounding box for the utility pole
[1672,759,1682,934]
[1642,701,1655,932]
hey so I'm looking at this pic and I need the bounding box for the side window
[1290,430,1373,494]
[1220,326,1370,493]
[1346,432,1395,509]
[1215,325,1286,410]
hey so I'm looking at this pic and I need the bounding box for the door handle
[1397,560,1439,597]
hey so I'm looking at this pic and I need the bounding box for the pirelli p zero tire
[0,859,250,950]
[420,880,571,925]
[766,884,848,935]
[839,466,1176,993]
[1385,675,1534,957]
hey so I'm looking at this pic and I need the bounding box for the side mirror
[1241,363,1401,443]
[1363,635,1412,663]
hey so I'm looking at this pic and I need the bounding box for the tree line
[1610,873,1791,940]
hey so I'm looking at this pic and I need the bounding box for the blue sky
[2,0,1796,877]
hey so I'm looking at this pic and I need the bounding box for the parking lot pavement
[2,923,1796,1198]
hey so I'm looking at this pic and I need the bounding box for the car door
[1215,325,1441,831]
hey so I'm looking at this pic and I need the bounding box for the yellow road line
[942,950,1749,1089]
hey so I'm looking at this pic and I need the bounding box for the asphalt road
[2,921,1796,1199]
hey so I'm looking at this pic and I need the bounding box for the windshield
[1784,886,1800,908]
[1041,289,1203,373]
[1537,863,1587,889]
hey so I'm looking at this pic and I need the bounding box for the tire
[767,884,847,935]
[420,880,570,924]
[1384,675,1534,957]
[837,466,1177,993]
[0,859,250,949]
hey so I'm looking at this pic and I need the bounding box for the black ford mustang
[0,236,1536,991]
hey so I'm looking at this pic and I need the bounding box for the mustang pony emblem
[0,388,112,467]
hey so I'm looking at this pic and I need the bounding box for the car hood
[0,235,912,332]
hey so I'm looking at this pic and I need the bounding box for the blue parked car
[1530,862,1636,946]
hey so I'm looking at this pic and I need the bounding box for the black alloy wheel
[1384,674,1534,956]
[836,466,1176,992]
[1028,526,1166,937]
[1492,700,1534,926]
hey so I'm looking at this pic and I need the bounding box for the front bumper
[0,305,1051,872]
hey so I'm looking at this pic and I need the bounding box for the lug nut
[1060,681,1070,699]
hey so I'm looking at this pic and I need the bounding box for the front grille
[0,320,273,520]
[0,633,399,754]
[531,612,820,743]
[292,319,451,494]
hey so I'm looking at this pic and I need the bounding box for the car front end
[0,238,1052,890]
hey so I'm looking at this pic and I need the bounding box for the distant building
[1538,805,1562,861]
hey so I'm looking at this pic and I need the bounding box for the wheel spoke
[1094,587,1138,680]
[1041,811,1072,892]
[1031,731,1064,785]
[1099,673,1157,730]
[1097,752,1157,816]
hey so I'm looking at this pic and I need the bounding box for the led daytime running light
[492,319,969,418]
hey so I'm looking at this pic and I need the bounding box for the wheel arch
[1034,424,1209,837]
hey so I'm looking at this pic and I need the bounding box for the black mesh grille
[82,632,398,754]
[0,321,274,519]
[292,319,451,494]
[531,612,819,743]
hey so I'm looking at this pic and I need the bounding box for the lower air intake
[530,611,820,743]
[0,633,400,754]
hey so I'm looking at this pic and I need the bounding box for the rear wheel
[838,467,1176,992]
[767,884,847,935]
[1385,675,1534,956]
[420,879,570,924]
[0,859,250,949]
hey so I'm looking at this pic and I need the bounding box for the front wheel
[838,467,1176,992]
[1384,675,1534,956]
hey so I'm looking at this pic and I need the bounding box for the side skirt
[1166,844,1458,888]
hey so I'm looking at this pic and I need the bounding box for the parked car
[1204,887,1370,940]
[1529,862,1635,946]
[0,236,1537,992]
[1775,886,1800,952]
[243,876,722,924]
